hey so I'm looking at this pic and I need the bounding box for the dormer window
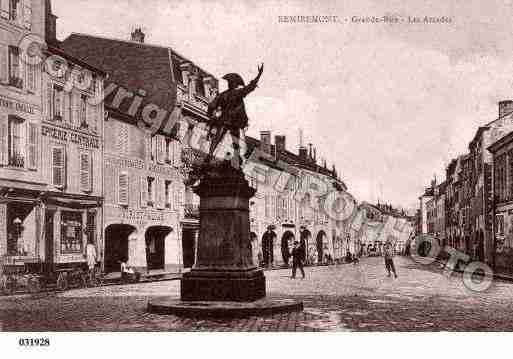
[180,62,191,88]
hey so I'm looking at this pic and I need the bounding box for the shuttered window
[165,139,172,164]
[118,172,129,205]
[23,0,31,29]
[52,146,65,188]
[140,176,147,208]
[80,152,92,192]
[156,178,164,209]
[8,0,20,21]
[117,123,129,154]
[147,177,155,206]
[79,94,87,127]
[25,62,36,92]
[8,46,22,88]
[26,122,37,169]
[53,84,64,121]
[156,135,165,164]
[0,121,7,166]
[165,181,172,208]
[172,140,181,166]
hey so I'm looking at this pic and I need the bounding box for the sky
[52,0,513,210]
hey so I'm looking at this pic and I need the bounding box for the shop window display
[61,211,83,254]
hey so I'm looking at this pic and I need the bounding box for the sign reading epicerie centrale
[41,125,100,149]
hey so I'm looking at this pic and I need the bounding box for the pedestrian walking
[86,239,97,281]
[290,241,305,279]
[384,240,397,278]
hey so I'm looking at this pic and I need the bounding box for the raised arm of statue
[232,63,264,101]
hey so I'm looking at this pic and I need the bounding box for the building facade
[1,0,105,272]
[61,30,217,273]
[243,132,352,267]
[488,131,513,277]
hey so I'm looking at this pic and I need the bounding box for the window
[86,212,96,245]
[196,74,205,97]
[116,123,129,154]
[165,139,172,164]
[150,136,156,162]
[22,0,31,29]
[8,117,24,167]
[118,172,129,205]
[147,177,155,206]
[152,135,165,164]
[26,62,36,92]
[79,94,87,127]
[52,146,65,187]
[172,140,181,166]
[61,211,83,254]
[165,180,172,208]
[26,122,37,169]
[9,0,19,21]
[496,215,505,236]
[264,195,270,218]
[53,84,63,121]
[80,152,92,192]
[8,46,22,88]
[495,154,508,202]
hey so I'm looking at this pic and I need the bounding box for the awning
[44,196,101,209]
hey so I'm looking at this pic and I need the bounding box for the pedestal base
[147,298,303,318]
[180,269,265,302]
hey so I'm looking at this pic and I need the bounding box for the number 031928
[18,338,50,347]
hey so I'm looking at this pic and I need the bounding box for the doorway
[146,226,172,270]
[182,227,196,268]
[104,224,135,273]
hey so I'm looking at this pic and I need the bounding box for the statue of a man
[206,63,264,167]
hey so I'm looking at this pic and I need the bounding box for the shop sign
[41,125,99,149]
[105,155,145,170]
[120,208,165,224]
[149,163,177,176]
[0,96,37,115]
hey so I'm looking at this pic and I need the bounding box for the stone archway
[261,229,276,267]
[316,230,327,264]
[104,224,137,273]
[300,229,312,264]
[145,225,173,271]
[281,230,294,266]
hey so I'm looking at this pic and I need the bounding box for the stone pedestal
[180,161,266,302]
[148,160,302,317]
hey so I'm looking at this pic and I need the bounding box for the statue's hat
[222,73,245,87]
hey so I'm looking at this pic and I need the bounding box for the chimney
[299,147,308,162]
[260,131,271,154]
[308,144,313,161]
[131,28,145,43]
[275,135,286,153]
[499,100,513,118]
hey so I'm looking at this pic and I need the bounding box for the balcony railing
[8,153,24,168]
[9,76,23,89]
[184,203,199,219]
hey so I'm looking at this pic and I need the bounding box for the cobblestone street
[2,256,513,331]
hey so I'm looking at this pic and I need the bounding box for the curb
[419,256,513,283]
[0,273,182,298]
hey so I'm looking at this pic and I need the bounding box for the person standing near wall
[384,240,398,278]
[290,241,305,279]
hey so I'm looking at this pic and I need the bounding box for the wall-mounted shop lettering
[0,96,37,115]
[41,125,99,149]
